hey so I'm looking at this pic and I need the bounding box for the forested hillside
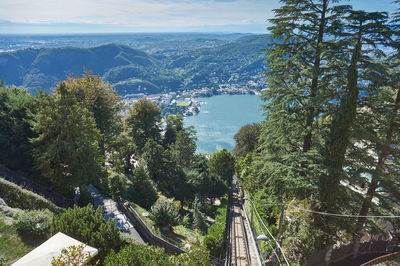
[0,34,270,95]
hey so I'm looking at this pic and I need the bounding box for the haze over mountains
[0,34,270,95]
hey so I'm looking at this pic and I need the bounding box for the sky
[0,0,398,34]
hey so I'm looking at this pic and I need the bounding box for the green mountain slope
[0,34,270,95]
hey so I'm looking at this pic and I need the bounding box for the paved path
[86,184,145,244]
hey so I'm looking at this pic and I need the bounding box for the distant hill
[0,34,271,95]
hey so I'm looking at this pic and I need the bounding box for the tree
[61,73,122,157]
[127,165,158,209]
[317,12,391,250]
[170,128,197,169]
[30,83,103,195]
[233,123,261,158]
[150,200,181,228]
[208,149,235,184]
[142,139,167,185]
[0,85,35,174]
[163,114,184,146]
[53,204,122,260]
[125,98,162,152]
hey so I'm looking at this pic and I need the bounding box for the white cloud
[0,0,278,27]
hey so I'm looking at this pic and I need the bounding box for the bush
[0,177,61,213]
[53,204,122,260]
[16,209,53,238]
[150,200,181,228]
[126,166,158,209]
[105,243,212,266]
[104,243,173,266]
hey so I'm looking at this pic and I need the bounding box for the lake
[184,94,264,154]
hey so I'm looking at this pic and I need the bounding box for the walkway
[86,184,145,244]
[227,177,261,266]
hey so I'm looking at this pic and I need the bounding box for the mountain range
[0,34,270,95]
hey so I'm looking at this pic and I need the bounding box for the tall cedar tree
[255,0,349,204]
[30,83,103,195]
[317,10,391,262]
[350,8,400,256]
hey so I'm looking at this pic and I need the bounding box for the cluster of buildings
[121,84,262,117]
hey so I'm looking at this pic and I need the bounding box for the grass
[0,215,44,265]
[176,101,189,107]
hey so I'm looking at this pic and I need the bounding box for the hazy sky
[0,0,398,34]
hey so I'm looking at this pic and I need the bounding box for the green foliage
[30,83,103,194]
[163,115,184,146]
[53,204,122,260]
[108,172,128,200]
[105,243,212,266]
[233,123,261,158]
[0,177,61,213]
[208,149,235,184]
[61,72,123,156]
[125,98,162,152]
[78,186,93,207]
[51,244,93,266]
[127,165,158,209]
[203,196,227,257]
[192,195,208,232]
[150,200,181,228]
[0,85,35,174]
[16,209,53,238]
[104,243,173,266]
[170,128,197,169]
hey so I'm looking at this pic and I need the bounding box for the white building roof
[12,232,98,266]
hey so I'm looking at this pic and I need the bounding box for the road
[86,184,145,244]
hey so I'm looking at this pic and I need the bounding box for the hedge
[0,177,61,213]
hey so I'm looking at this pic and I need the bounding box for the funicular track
[226,177,260,266]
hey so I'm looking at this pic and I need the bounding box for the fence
[0,164,73,208]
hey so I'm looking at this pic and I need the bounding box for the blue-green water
[184,94,264,154]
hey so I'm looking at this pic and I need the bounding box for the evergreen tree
[0,85,35,174]
[125,98,162,153]
[30,83,103,194]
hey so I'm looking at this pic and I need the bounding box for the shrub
[0,177,61,213]
[104,243,173,266]
[126,166,158,209]
[51,245,93,266]
[16,209,53,238]
[105,243,212,266]
[150,200,181,228]
[53,204,122,260]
